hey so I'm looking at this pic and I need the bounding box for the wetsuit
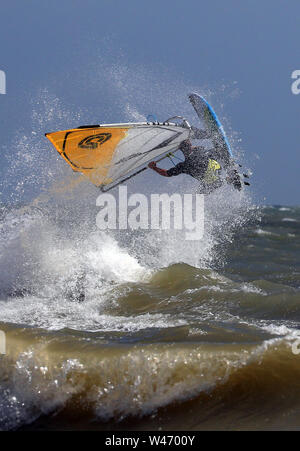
[149,128,242,192]
[166,145,223,193]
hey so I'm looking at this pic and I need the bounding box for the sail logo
[0,70,6,94]
[291,70,300,95]
[0,330,6,355]
[78,133,111,149]
[96,186,204,240]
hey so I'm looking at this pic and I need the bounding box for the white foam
[282,218,297,222]
[255,228,278,236]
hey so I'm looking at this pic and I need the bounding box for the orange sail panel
[45,127,128,186]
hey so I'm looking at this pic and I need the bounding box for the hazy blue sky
[0,0,299,205]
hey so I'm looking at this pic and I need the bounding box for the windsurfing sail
[45,121,191,189]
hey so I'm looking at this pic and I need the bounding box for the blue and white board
[189,93,233,160]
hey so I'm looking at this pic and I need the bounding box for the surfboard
[189,93,233,165]
[189,93,244,190]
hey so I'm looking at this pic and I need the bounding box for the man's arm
[148,161,184,177]
[148,161,170,177]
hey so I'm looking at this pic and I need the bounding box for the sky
[0,0,299,205]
